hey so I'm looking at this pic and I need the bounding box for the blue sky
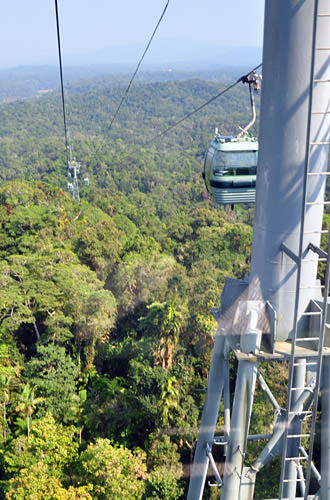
[1,0,264,67]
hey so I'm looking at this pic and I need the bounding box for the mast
[188,1,330,498]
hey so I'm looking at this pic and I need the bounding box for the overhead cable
[54,0,69,165]
[91,0,170,157]
[145,63,263,144]
[93,63,263,169]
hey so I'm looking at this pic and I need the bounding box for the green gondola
[203,134,258,205]
[202,69,261,205]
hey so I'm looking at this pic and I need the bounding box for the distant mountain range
[62,40,262,70]
[0,41,262,103]
[1,40,262,71]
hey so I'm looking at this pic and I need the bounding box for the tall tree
[15,384,44,437]
[159,376,180,426]
[23,344,79,423]
[78,438,147,500]
[4,413,78,480]
[156,303,186,370]
[6,462,93,500]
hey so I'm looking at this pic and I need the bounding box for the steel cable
[90,0,170,159]
[54,0,69,165]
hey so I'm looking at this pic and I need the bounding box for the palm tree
[15,384,44,437]
[160,376,180,426]
[0,374,14,441]
[157,303,185,370]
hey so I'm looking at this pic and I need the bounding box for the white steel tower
[188,1,330,498]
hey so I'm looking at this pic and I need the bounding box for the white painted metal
[250,0,330,341]
[188,1,330,499]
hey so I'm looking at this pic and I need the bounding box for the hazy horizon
[1,0,264,67]
[0,40,262,71]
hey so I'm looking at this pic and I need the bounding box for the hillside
[0,76,258,193]
[0,66,255,103]
[0,75,284,500]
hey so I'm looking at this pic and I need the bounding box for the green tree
[159,376,180,426]
[4,413,78,480]
[110,251,177,317]
[0,374,16,442]
[144,467,183,500]
[144,434,183,500]
[75,219,125,280]
[15,384,44,437]
[6,462,93,500]
[139,301,186,369]
[78,438,147,500]
[156,303,186,370]
[24,344,79,423]
[0,345,21,442]
[75,289,117,369]
[0,260,36,343]
[69,388,87,445]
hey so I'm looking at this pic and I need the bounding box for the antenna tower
[67,144,80,203]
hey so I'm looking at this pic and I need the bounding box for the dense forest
[0,71,289,499]
[0,66,248,103]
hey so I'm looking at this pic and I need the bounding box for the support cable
[54,0,260,180]
[90,0,170,159]
[54,0,69,165]
[95,63,263,170]
[144,63,262,145]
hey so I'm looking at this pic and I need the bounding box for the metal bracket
[236,445,246,458]
[205,443,222,488]
[257,368,281,411]
[281,243,300,264]
[308,242,328,260]
[299,446,321,481]
[234,466,242,479]
[248,464,259,475]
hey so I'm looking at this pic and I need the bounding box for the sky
[0,0,264,67]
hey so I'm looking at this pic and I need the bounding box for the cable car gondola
[203,134,258,205]
[203,70,261,206]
